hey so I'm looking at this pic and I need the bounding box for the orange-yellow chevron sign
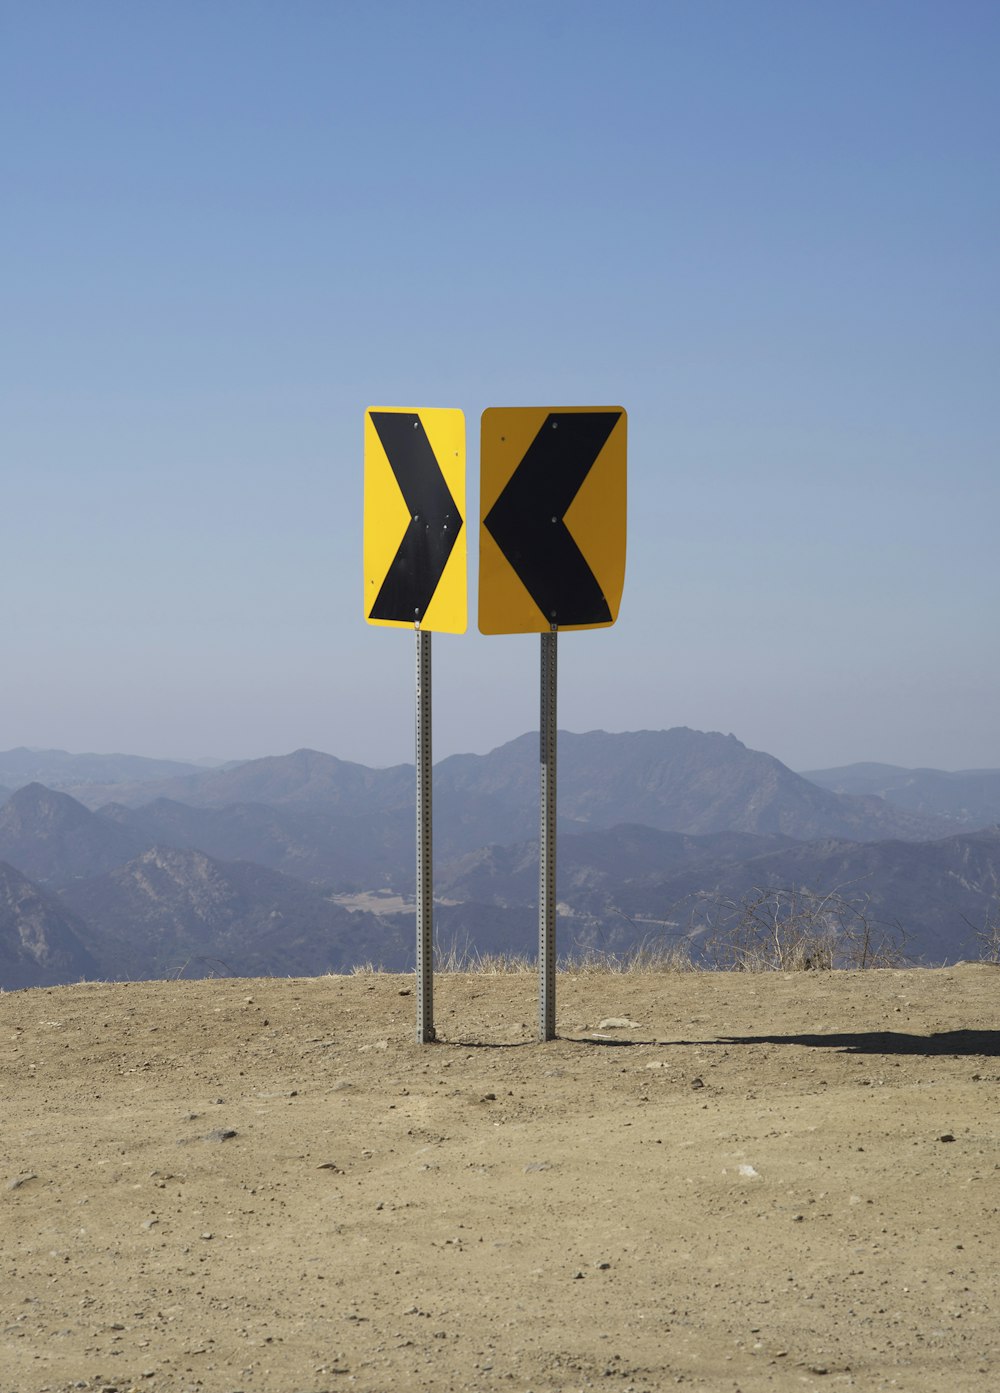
[478,406,627,634]
[364,407,466,633]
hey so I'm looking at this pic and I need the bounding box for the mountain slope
[439,824,794,916]
[97,796,416,892]
[650,827,1000,965]
[435,823,1000,968]
[59,846,411,980]
[0,783,146,886]
[434,729,950,844]
[0,861,98,989]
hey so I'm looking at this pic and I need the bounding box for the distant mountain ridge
[55,728,954,845]
[802,762,1000,829]
[431,729,949,842]
[138,747,415,812]
[0,747,209,790]
[2,729,997,989]
[3,735,991,841]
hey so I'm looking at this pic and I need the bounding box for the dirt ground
[2,964,999,1393]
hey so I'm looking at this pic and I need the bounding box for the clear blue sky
[3,0,997,771]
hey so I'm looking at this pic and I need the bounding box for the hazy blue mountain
[59,846,410,982]
[435,823,1000,968]
[644,826,1000,966]
[12,731,962,846]
[803,762,928,793]
[3,730,993,986]
[51,767,241,811]
[3,804,997,985]
[0,747,207,792]
[438,824,795,917]
[432,729,950,843]
[94,729,951,846]
[98,796,415,892]
[0,861,98,989]
[0,783,146,886]
[86,748,413,813]
[802,763,1000,829]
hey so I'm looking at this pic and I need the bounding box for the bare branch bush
[691,886,905,972]
[964,899,1000,964]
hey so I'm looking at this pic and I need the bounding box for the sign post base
[539,627,557,1042]
[416,628,435,1043]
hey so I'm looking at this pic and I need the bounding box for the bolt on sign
[478,407,627,634]
[364,407,467,633]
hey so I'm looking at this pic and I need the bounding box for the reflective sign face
[478,406,627,634]
[364,407,466,633]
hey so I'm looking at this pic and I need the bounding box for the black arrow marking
[369,412,463,624]
[483,411,621,626]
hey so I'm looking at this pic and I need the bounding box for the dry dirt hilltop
[3,966,999,1393]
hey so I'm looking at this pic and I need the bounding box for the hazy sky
[3,1,997,772]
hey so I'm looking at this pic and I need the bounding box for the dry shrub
[965,899,1000,964]
[348,890,909,977]
[567,940,695,974]
[434,942,534,973]
[691,886,905,972]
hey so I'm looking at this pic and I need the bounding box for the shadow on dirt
[557,1029,1000,1057]
[715,1029,1000,1057]
[437,1030,1000,1057]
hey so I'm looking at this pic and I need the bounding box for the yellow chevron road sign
[364,407,466,633]
[478,406,627,634]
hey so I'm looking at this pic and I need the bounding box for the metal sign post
[479,406,626,1043]
[539,626,558,1041]
[415,627,435,1042]
[364,406,465,1044]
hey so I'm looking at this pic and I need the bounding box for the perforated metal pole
[415,627,435,1042]
[539,626,558,1041]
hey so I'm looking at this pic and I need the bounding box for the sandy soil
[2,965,999,1393]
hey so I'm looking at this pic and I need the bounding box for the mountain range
[433,823,1000,967]
[1,729,997,989]
[0,747,210,791]
[7,735,997,833]
[802,762,1000,829]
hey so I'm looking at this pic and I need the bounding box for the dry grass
[347,939,696,976]
[563,940,695,974]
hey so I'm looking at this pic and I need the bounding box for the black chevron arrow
[369,412,463,624]
[483,411,621,626]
